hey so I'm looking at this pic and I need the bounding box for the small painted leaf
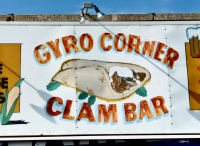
[14,78,25,87]
[1,88,8,125]
[136,87,147,97]
[88,95,96,106]
[46,81,61,91]
[78,92,88,100]
[1,97,19,125]
[1,79,24,125]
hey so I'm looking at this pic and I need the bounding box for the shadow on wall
[186,90,200,122]
[30,89,57,124]
[187,109,200,122]
[189,90,200,107]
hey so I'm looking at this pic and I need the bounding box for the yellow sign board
[0,44,21,112]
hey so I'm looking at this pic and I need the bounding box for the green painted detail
[136,87,147,97]
[14,78,25,87]
[1,78,24,125]
[88,95,96,106]
[1,97,19,125]
[78,92,88,100]
[1,88,8,125]
[46,81,61,91]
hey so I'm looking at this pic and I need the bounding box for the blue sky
[0,0,200,14]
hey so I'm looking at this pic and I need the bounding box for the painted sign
[0,22,199,136]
